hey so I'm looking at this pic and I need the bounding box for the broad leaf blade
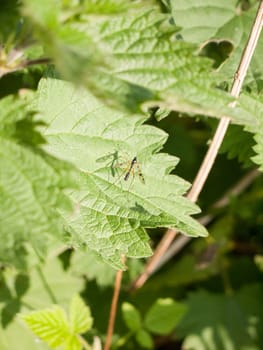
[0,139,64,243]
[176,285,263,349]
[0,96,75,269]
[167,0,237,44]
[79,9,256,123]
[167,0,263,86]
[36,76,208,268]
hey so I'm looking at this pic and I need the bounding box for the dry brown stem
[104,256,125,350]
[131,1,263,291]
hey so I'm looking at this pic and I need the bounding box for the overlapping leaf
[35,76,208,269]
[166,0,237,44]
[176,285,263,349]
[166,0,263,85]
[79,8,258,123]
[0,95,74,268]
[236,93,263,170]
[19,1,261,122]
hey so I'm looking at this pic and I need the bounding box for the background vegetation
[0,0,263,349]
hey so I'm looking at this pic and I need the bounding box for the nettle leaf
[167,0,263,86]
[35,76,208,269]
[167,0,237,45]
[20,3,260,120]
[21,0,154,113]
[22,0,104,79]
[214,93,263,169]
[218,124,255,167]
[70,248,143,287]
[176,284,263,349]
[79,8,258,123]
[82,0,135,14]
[0,95,75,269]
[238,93,263,170]
[70,249,117,287]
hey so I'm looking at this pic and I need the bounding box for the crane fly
[97,153,145,191]
[123,156,145,184]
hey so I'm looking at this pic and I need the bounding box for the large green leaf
[79,8,259,123]
[167,0,263,86]
[70,249,117,287]
[0,95,75,269]
[176,284,263,350]
[166,0,237,44]
[19,2,262,121]
[35,76,208,269]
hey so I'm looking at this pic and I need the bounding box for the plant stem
[131,0,263,290]
[104,256,125,350]
[145,168,260,275]
[78,335,92,350]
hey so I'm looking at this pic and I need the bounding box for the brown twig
[145,168,260,275]
[104,256,125,350]
[131,1,263,291]
[0,57,51,78]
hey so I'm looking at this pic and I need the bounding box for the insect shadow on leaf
[96,150,120,177]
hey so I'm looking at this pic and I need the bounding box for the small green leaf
[21,293,93,350]
[254,255,263,273]
[144,298,187,335]
[22,306,69,347]
[64,335,83,350]
[122,302,142,331]
[70,294,93,334]
[135,329,153,349]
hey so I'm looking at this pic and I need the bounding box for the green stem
[78,335,92,350]
[36,266,57,303]
[115,331,134,348]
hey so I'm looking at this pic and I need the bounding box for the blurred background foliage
[0,0,263,349]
